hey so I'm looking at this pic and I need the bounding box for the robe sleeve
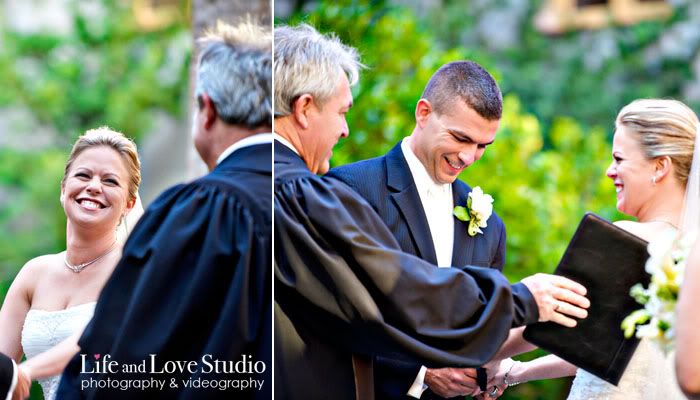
[0,354,16,400]
[275,175,538,368]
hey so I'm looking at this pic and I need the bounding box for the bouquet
[621,229,696,354]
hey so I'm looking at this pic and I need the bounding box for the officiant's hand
[424,367,480,398]
[521,273,590,327]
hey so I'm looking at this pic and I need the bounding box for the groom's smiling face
[412,99,499,184]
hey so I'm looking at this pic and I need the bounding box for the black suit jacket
[0,353,16,400]
[328,141,506,400]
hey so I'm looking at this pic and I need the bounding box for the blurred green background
[279,0,699,398]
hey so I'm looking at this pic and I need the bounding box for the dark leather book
[523,213,650,385]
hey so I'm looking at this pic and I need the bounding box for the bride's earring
[652,176,657,185]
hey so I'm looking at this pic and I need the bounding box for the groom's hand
[520,273,590,327]
[12,366,31,400]
[425,367,480,398]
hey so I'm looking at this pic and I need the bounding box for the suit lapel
[385,143,438,265]
[451,181,475,267]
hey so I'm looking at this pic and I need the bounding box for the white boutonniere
[453,186,494,237]
[621,229,696,354]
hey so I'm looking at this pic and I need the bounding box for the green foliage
[0,149,66,276]
[284,0,503,165]
[421,0,699,135]
[0,0,191,144]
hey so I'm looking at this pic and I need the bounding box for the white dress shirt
[216,133,273,165]
[401,137,454,267]
[273,133,300,155]
[401,137,455,398]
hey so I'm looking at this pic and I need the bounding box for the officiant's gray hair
[274,24,364,116]
[195,19,272,129]
[617,99,699,185]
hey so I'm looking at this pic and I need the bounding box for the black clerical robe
[56,143,272,400]
[0,353,16,400]
[274,142,538,400]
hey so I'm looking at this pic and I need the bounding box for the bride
[0,127,142,400]
[481,99,695,400]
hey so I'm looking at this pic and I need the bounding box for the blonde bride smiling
[0,127,142,400]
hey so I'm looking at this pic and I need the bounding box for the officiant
[56,20,272,399]
[273,23,591,400]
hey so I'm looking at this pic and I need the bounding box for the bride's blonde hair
[616,99,699,186]
[62,127,141,202]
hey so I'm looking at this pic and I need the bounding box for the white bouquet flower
[621,228,696,354]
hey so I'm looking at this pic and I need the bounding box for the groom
[274,23,590,400]
[328,61,504,399]
[56,20,272,399]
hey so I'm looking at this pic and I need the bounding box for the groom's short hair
[422,61,502,120]
[195,19,272,129]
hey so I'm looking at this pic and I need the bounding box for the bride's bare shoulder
[3,254,61,305]
[14,253,63,284]
[613,220,648,237]
[613,220,638,230]
[613,220,668,242]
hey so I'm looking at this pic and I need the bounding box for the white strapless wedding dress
[567,338,684,399]
[21,302,96,400]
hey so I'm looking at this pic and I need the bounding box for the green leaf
[468,221,479,237]
[453,206,470,221]
[629,283,650,305]
[621,309,651,338]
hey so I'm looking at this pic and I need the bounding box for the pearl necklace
[64,242,117,273]
[646,220,678,230]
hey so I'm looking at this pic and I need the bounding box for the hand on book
[521,273,590,327]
